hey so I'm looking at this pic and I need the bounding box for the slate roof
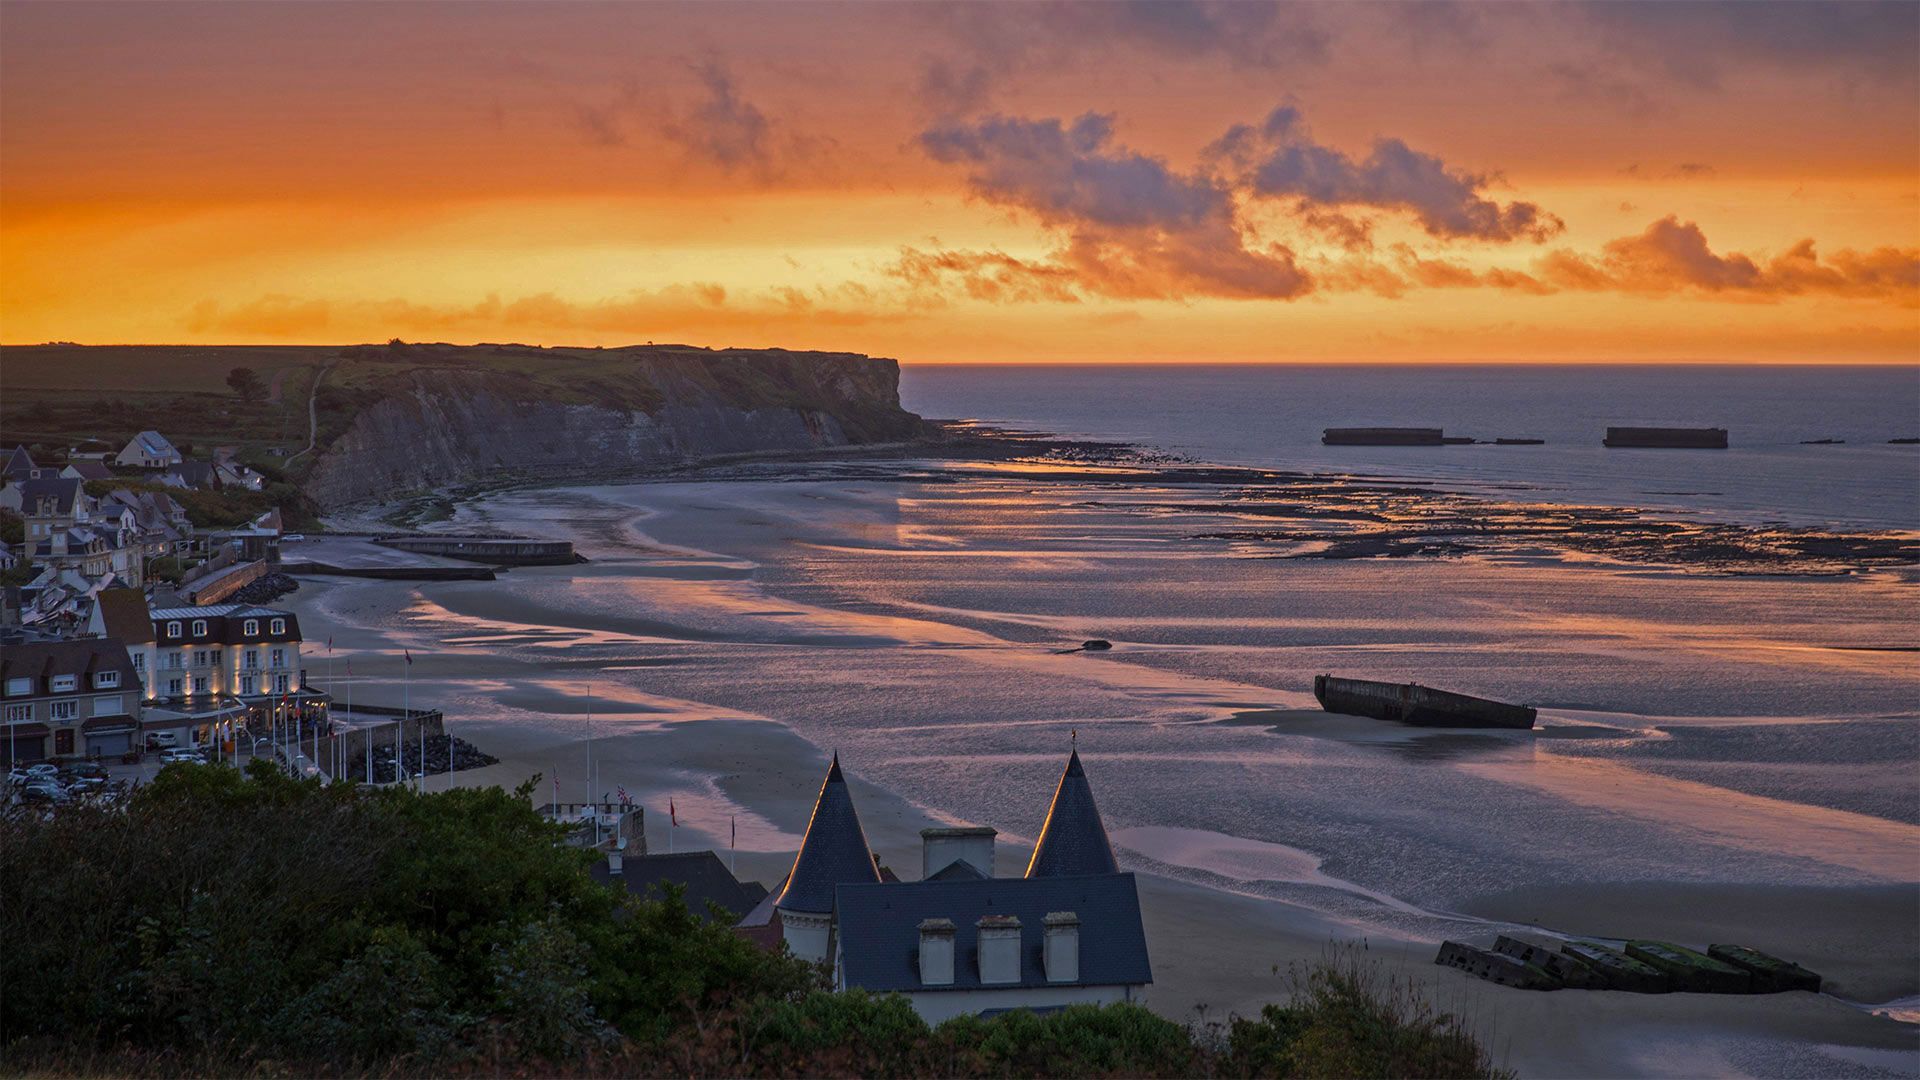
[773,754,881,913]
[148,604,302,645]
[62,462,113,481]
[591,851,770,922]
[0,637,139,699]
[170,461,218,489]
[17,477,85,517]
[1025,750,1119,878]
[94,587,155,645]
[835,872,1151,994]
[4,446,38,481]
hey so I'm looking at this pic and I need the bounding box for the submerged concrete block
[1626,941,1751,994]
[1708,945,1821,994]
[1559,942,1670,994]
[1435,941,1562,990]
[1494,935,1603,990]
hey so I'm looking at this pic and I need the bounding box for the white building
[115,431,182,469]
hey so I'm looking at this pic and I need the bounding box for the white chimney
[921,826,996,879]
[918,918,956,985]
[977,914,1022,984]
[1044,911,1080,982]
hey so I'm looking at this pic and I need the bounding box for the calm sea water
[899,364,1920,529]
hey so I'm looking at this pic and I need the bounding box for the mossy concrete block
[1435,940,1562,991]
[1626,940,1751,994]
[1560,942,1670,994]
[1708,945,1821,993]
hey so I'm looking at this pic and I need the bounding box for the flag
[669,798,677,826]
[327,636,333,652]
[403,649,413,666]
[616,784,630,805]
[552,774,560,803]
[730,814,736,849]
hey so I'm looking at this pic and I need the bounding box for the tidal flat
[297,448,1920,1078]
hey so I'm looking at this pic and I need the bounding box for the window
[270,648,285,668]
[192,676,208,695]
[4,677,30,696]
[243,619,259,637]
[274,674,289,694]
[92,696,123,716]
[49,700,78,722]
[191,620,207,637]
[166,678,183,696]
[131,654,145,671]
[270,618,286,636]
[210,649,222,666]
[95,671,120,688]
[197,651,212,667]
[50,674,77,693]
[166,621,181,638]
[4,704,29,724]
[245,650,259,670]
[240,676,255,695]
[167,650,183,669]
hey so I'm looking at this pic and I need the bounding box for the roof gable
[591,851,768,922]
[1025,750,1119,878]
[774,754,881,913]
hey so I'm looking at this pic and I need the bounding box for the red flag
[403,649,413,666]
[327,636,333,652]
[616,784,630,805]
[669,798,676,826]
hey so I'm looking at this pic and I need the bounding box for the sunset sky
[3,1,1917,362]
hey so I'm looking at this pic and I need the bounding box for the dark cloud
[909,112,1310,301]
[912,1,1330,116]
[1578,1,1920,88]
[663,61,774,171]
[1208,107,1564,243]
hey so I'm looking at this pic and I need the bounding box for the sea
[899,363,1920,529]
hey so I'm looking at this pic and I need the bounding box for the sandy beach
[285,461,1920,1078]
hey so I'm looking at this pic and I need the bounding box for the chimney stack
[1043,911,1080,982]
[917,918,956,985]
[977,914,1022,984]
[921,826,996,879]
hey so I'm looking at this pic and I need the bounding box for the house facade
[116,431,183,469]
[824,750,1152,1023]
[0,637,142,763]
[137,604,308,704]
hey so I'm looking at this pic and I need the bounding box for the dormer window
[269,618,286,636]
[95,671,120,688]
[243,619,259,637]
[191,620,207,637]
[50,674,77,693]
[166,621,181,638]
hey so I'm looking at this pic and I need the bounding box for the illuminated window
[243,619,259,637]
[191,620,207,637]
[270,618,286,636]
[166,621,181,638]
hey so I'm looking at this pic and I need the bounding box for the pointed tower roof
[774,754,881,913]
[1025,749,1120,878]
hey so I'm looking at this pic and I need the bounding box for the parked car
[21,781,67,803]
[146,731,180,750]
[64,762,108,781]
[24,763,59,780]
[159,748,203,764]
[282,533,305,542]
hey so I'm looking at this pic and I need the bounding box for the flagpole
[730,814,737,875]
[586,685,598,847]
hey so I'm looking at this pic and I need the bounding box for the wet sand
[290,460,1920,1078]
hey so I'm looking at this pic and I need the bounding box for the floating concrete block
[1708,945,1821,994]
[1626,941,1751,994]
[1559,942,1670,994]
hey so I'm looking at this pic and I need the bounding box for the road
[284,362,334,465]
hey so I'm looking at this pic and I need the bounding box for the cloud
[663,60,775,172]
[182,282,901,339]
[1208,107,1564,243]
[907,112,1310,301]
[1577,0,1920,88]
[1537,217,1920,300]
[912,1,1330,116]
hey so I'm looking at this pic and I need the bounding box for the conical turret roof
[774,754,881,913]
[1025,749,1119,878]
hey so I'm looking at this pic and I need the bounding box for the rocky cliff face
[303,349,925,507]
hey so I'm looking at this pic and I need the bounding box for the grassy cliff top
[0,341,906,476]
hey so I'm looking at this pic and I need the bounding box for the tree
[225,366,265,402]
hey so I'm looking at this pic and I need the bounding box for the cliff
[301,345,928,507]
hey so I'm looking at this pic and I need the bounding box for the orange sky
[2,1,1917,362]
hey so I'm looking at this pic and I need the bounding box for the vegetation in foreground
[2,763,1510,1078]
